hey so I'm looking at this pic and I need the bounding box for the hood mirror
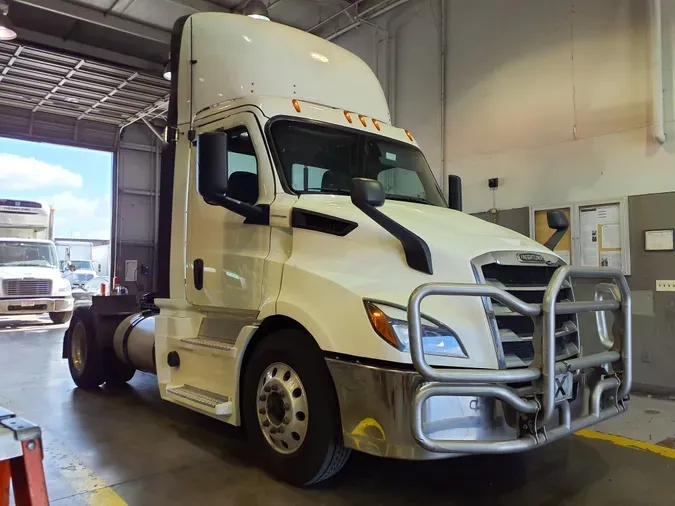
[543,210,569,251]
[351,178,385,207]
[447,174,462,211]
[68,263,77,272]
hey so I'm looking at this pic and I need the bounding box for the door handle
[193,259,204,290]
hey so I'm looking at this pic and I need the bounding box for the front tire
[50,311,72,324]
[242,329,351,486]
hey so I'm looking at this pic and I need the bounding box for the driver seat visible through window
[224,126,259,205]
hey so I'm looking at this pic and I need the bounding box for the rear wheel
[65,309,105,389]
[242,329,351,486]
[50,311,72,324]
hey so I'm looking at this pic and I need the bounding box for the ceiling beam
[15,28,164,72]
[13,0,171,44]
[160,0,229,13]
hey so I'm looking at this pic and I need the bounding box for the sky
[0,138,112,240]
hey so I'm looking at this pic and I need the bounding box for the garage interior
[2,0,675,504]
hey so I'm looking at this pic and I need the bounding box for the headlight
[364,301,467,358]
[58,279,71,293]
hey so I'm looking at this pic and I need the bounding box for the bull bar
[407,266,631,454]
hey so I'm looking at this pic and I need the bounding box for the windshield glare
[0,241,58,268]
[270,120,446,207]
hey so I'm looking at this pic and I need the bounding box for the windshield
[0,241,58,268]
[71,260,94,271]
[270,120,446,207]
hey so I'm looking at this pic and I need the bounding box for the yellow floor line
[576,429,675,459]
[42,434,128,506]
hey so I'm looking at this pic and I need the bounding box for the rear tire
[65,309,105,389]
[242,329,351,486]
[50,311,72,324]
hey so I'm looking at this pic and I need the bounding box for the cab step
[178,337,236,356]
[166,385,232,416]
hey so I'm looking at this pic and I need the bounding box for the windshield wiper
[386,195,433,205]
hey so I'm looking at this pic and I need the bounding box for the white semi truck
[0,199,73,324]
[63,12,632,485]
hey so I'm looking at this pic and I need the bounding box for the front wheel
[50,311,72,324]
[242,329,351,486]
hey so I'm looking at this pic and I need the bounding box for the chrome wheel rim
[256,362,308,455]
[70,322,87,374]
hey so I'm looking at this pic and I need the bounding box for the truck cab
[63,13,632,486]
[0,200,73,324]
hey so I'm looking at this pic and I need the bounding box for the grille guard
[408,266,631,454]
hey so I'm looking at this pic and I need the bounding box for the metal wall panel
[112,122,161,295]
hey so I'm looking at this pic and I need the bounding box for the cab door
[186,112,274,314]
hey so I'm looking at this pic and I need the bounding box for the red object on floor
[0,439,48,506]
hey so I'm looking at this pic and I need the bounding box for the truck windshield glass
[270,120,446,206]
[0,241,58,268]
[71,260,94,271]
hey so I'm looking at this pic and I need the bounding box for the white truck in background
[0,199,73,324]
[62,12,632,486]
[56,239,103,286]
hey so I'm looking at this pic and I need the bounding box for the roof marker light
[292,99,301,113]
[372,118,381,131]
[344,111,352,123]
[358,114,367,127]
[405,129,414,142]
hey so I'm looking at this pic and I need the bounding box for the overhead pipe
[307,0,370,33]
[439,0,447,194]
[651,0,666,144]
[325,0,415,41]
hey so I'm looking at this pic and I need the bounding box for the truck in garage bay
[62,12,632,485]
[0,199,73,324]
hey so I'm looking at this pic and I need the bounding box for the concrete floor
[2,315,675,505]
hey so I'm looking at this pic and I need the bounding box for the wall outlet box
[488,178,499,189]
[656,280,675,292]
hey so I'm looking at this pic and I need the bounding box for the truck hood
[283,195,559,369]
[293,194,551,259]
[0,265,63,280]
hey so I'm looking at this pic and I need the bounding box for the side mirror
[68,264,77,272]
[197,131,229,198]
[196,131,266,224]
[350,178,385,207]
[543,210,569,251]
[447,174,463,211]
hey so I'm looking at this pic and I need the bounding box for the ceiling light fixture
[0,1,17,41]
[243,0,270,21]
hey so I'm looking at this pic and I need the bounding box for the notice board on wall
[530,198,630,275]
[579,204,622,269]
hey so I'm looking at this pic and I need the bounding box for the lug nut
[263,385,271,393]
[270,427,277,434]
[262,420,270,427]
[259,395,267,401]
[259,408,266,415]
[270,385,278,392]
[277,427,284,434]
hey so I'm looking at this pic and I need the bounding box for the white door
[186,112,274,314]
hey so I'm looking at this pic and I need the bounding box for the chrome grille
[475,254,579,368]
[2,279,52,297]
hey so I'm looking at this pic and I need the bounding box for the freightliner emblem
[517,253,546,264]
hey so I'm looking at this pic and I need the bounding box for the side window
[226,127,258,204]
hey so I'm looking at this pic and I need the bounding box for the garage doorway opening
[0,136,112,285]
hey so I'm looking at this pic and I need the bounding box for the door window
[225,127,259,204]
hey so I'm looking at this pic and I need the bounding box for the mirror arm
[205,193,269,225]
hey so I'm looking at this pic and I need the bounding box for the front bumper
[327,266,631,459]
[0,296,74,315]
